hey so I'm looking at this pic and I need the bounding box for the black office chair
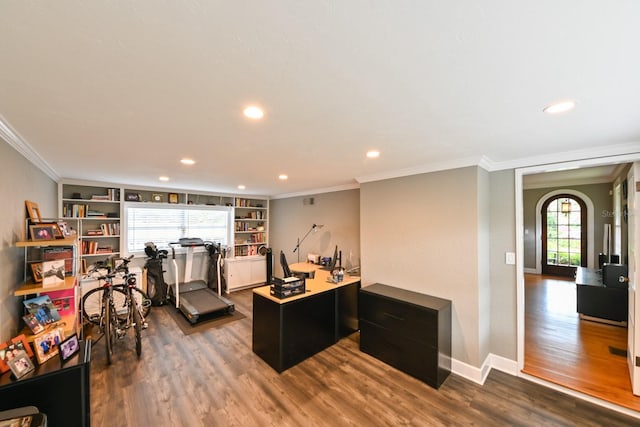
[280,250,292,277]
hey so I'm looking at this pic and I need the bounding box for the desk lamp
[293,224,324,263]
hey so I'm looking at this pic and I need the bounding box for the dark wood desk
[252,267,360,372]
[0,340,91,426]
[576,267,627,324]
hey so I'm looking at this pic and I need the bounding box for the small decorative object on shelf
[25,200,42,223]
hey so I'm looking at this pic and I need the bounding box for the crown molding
[271,182,360,200]
[355,155,489,184]
[488,142,640,172]
[0,115,59,181]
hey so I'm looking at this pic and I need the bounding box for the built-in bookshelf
[233,197,268,257]
[59,182,121,268]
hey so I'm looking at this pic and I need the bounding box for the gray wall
[0,141,57,341]
[270,189,360,276]
[489,169,517,359]
[523,183,612,270]
[360,166,484,366]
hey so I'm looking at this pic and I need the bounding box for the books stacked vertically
[270,276,305,299]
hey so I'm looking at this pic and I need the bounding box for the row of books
[234,222,266,231]
[236,210,266,220]
[85,223,120,236]
[81,240,113,255]
[90,188,119,201]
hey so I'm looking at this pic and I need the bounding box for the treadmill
[169,237,234,324]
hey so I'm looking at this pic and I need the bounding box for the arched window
[541,194,587,277]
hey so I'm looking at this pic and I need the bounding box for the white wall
[0,141,57,341]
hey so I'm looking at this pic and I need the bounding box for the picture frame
[8,350,35,379]
[168,193,179,204]
[29,224,56,241]
[0,334,35,374]
[125,192,141,202]
[31,262,43,283]
[59,333,80,364]
[56,221,71,237]
[22,313,45,335]
[42,259,66,288]
[33,327,64,364]
[25,200,42,223]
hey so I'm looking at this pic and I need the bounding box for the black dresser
[359,283,452,388]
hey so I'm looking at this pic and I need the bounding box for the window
[546,197,581,267]
[124,203,232,254]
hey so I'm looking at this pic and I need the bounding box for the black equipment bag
[205,242,226,293]
[144,242,168,306]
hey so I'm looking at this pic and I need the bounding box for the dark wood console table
[359,283,452,389]
[252,267,360,373]
[576,267,627,324]
[0,339,91,426]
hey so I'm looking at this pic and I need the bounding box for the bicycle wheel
[113,285,152,319]
[104,297,116,365]
[133,292,142,357]
[83,287,129,326]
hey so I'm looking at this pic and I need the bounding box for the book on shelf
[86,229,104,236]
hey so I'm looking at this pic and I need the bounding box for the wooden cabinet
[0,340,91,426]
[359,283,452,389]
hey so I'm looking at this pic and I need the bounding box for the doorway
[515,155,640,412]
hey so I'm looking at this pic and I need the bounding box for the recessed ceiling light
[279,174,288,180]
[543,100,576,114]
[180,158,196,165]
[366,150,380,158]
[238,185,246,190]
[159,176,170,182]
[243,106,264,119]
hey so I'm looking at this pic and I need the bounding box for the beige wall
[360,166,484,366]
[523,183,613,270]
[489,169,517,359]
[270,189,360,276]
[0,141,57,341]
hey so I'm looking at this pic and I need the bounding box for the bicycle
[82,256,152,363]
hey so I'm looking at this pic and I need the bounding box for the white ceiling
[1,1,639,197]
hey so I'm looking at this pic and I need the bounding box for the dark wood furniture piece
[252,270,360,373]
[0,340,91,426]
[576,267,628,323]
[359,283,452,389]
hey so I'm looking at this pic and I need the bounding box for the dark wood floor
[523,273,640,412]
[89,288,639,426]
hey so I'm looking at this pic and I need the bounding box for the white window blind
[124,203,232,253]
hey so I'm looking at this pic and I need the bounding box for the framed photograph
[42,259,66,287]
[8,350,35,379]
[168,193,179,204]
[56,221,71,237]
[23,295,61,325]
[29,224,56,241]
[33,327,64,364]
[59,333,80,364]
[31,262,43,283]
[0,334,35,373]
[25,200,42,223]
[22,313,45,335]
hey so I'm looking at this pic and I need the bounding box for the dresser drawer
[360,320,438,386]
[360,292,437,345]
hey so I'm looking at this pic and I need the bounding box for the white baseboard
[451,353,518,385]
[523,267,537,274]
